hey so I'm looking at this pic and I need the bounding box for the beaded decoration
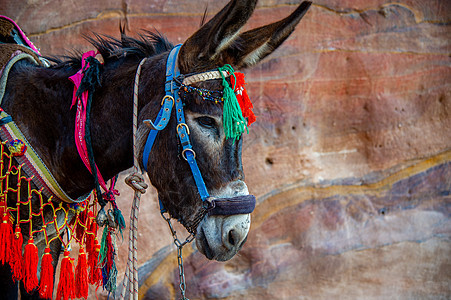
[178,65,256,140]
[179,84,224,103]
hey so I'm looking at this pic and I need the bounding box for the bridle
[141,44,256,232]
[128,44,256,299]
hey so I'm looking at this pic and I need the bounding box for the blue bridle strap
[142,44,210,206]
[142,45,181,171]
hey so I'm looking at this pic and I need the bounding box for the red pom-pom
[75,247,88,299]
[0,214,12,265]
[7,139,27,156]
[232,72,256,126]
[39,247,54,299]
[23,238,39,293]
[56,250,75,300]
[10,226,23,281]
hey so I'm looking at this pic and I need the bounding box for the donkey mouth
[198,227,215,260]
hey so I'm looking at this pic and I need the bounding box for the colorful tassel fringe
[99,226,118,295]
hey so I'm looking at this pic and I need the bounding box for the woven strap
[0,109,90,203]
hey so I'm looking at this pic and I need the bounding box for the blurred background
[2,0,450,299]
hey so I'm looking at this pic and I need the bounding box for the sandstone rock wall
[2,0,450,299]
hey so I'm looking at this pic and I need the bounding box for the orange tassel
[23,238,39,293]
[0,214,12,264]
[75,247,88,299]
[56,250,75,300]
[10,226,23,281]
[39,247,54,299]
[88,241,102,287]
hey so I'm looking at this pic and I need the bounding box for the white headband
[182,70,230,85]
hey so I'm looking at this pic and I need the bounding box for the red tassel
[85,212,97,257]
[23,238,39,293]
[10,226,23,281]
[39,247,54,299]
[232,72,256,125]
[75,247,88,299]
[88,241,102,287]
[56,250,75,300]
[0,214,12,264]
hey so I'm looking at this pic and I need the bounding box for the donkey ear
[221,1,312,69]
[178,0,258,73]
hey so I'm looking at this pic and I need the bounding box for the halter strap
[142,45,181,171]
[142,45,210,202]
[141,45,256,218]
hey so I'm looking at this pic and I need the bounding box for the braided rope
[120,57,148,300]
[182,70,229,85]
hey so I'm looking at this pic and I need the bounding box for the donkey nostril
[228,230,236,246]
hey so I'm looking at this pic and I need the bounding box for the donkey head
[144,0,311,261]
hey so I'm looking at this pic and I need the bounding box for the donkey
[0,0,311,298]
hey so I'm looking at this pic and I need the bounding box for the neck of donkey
[2,55,166,198]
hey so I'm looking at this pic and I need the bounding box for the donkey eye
[196,116,216,129]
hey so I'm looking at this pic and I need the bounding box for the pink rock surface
[2,0,450,299]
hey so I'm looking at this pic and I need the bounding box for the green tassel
[218,65,247,140]
[98,226,108,266]
[113,207,126,238]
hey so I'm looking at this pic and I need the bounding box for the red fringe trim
[39,247,54,299]
[10,226,23,281]
[23,238,39,293]
[75,247,89,299]
[231,72,256,125]
[56,250,75,300]
[0,214,12,264]
[88,241,102,287]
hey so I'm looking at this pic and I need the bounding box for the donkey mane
[47,29,174,69]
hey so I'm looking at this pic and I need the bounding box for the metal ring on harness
[161,95,175,107]
[177,123,190,135]
[181,148,195,161]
